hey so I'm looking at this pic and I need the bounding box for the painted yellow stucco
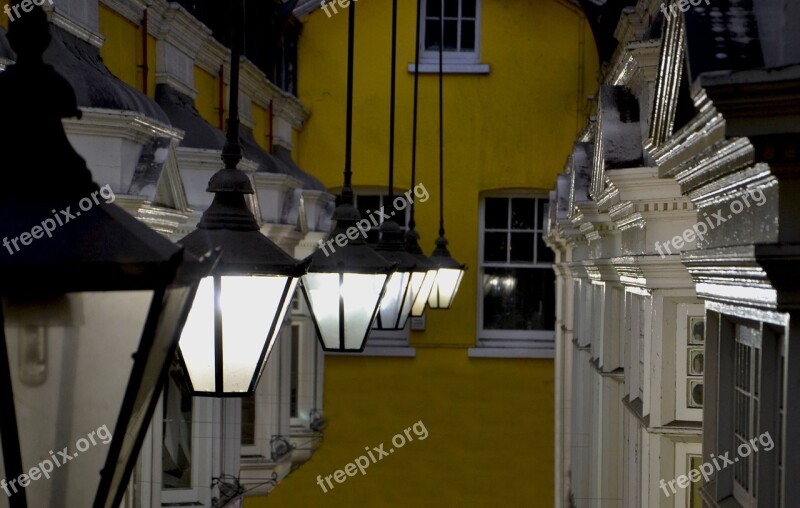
[195,67,223,129]
[98,5,156,98]
[254,351,555,507]
[248,0,598,506]
[252,103,269,151]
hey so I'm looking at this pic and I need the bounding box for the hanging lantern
[301,192,395,351]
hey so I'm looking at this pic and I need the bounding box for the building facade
[1,1,330,505]
[547,0,800,507]
[1,0,600,506]
[254,0,597,506]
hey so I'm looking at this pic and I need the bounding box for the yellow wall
[249,0,598,506]
[252,103,270,151]
[257,352,554,507]
[293,0,596,348]
[195,67,223,129]
[98,5,156,98]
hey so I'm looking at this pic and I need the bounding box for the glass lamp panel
[429,268,465,309]
[178,277,216,393]
[220,275,296,393]
[1,291,153,508]
[302,273,387,350]
[411,269,438,317]
[397,271,426,329]
[375,271,411,330]
[341,274,387,349]
[106,285,195,507]
[301,273,341,349]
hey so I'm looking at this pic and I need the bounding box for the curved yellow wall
[195,67,223,129]
[99,5,156,98]
[249,0,598,506]
[293,0,596,347]
[256,352,555,507]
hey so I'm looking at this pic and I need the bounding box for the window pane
[425,20,441,50]
[462,0,476,17]
[511,198,535,229]
[426,0,441,17]
[461,20,475,50]
[355,195,379,218]
[482,267,556,330]
[485,197,508,229]
[484,232,507,262]
[241,396,255,445]
[290,326,300,419]
[163,375,193,489]
[510,233,534,262]
[444,20,458,50]
[537,233,555,263]
[444,0,458,17]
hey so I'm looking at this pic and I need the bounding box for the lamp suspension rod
[387,0,398,201]
[438,0,445,238]
[223,0,244,170]
[409,0,422,230]
[343,0,356,190]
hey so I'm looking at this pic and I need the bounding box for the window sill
[407,63,490,74]
[326,346,416,358]
[468,346,555,359]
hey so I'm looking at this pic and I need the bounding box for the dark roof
[43,26,170,124]
[156,84,226,150]
[273,145,326,191]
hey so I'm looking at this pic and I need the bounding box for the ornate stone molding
[100,0,147,25]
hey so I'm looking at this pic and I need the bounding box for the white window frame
[158,392,215,507]
[624,289,651,405]
[289,295,325,429]
[410,0,490,74]
[420,0,482,63]
[676,303,705,421]
[471,192,555,358]
[240,328,291,461]
[675,442,704,508]
[732,322,761,508]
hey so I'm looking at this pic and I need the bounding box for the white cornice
[612,254,693,291]
[606,167,683,201]
[652,91,727,178]
[99,0,146,25]
[274,92,311,129]
[671,137,755,194]
[608,41,660,87]
[196,35,229,76]
[51,10,105,48]
[157,3,212,59]
[64,108,184,144]
[240,59,279,108]
[239,59,311,128]
[154,73,199,100]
